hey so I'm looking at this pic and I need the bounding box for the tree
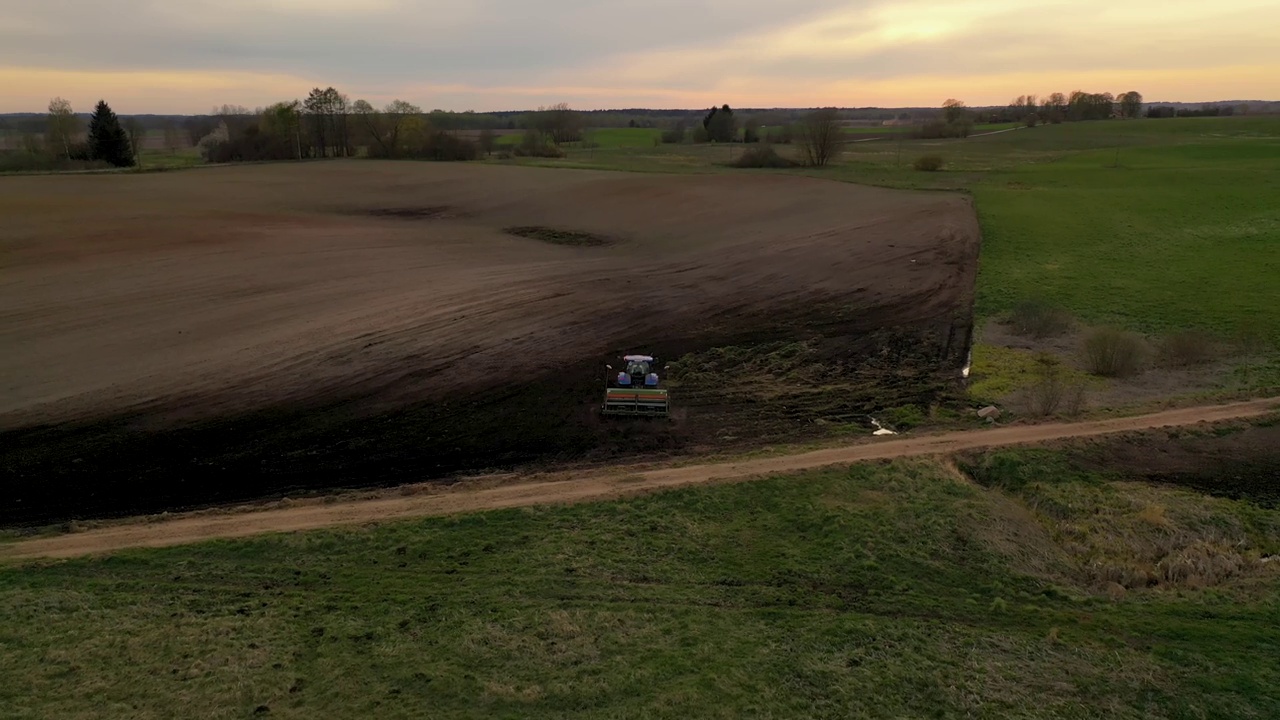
[743,118,761,143]
[354,99,422,158]
[1118,91,1144,119]
[87,100,134,167]
[942,99,967,124]
[477,128,496,156]
[704,104,736,143]
[261,101,303,159]
[47,97,77,159]
[304,88,348,157]
[795,108,842,167]
[534,103,583,145]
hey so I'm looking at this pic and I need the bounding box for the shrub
[414,131,479,161]
[1232,320,1270,356]
[1082,327,1149,377]
[1159,330,1219,367]
[1020,353,1087,417]
[731,145,796,168]
[512,130,564,158]
[660,125,686,144]
[914,155,945,172]
[691,125,710,144]
[0,150,109,173]
[1008,299,1073,338]
[914,120,972,139]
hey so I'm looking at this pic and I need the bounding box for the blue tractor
[602,354,670,416]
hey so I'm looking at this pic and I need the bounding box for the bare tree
[354,99,421,158]
[162,121,185,155]
[47,97,77,158]
[123,117,144,167]
[795,108,843,167]
[942,99,967,124]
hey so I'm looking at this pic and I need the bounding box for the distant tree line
[1145,103,1239,118]
[0,97,137,171]
[965,90,1145,128]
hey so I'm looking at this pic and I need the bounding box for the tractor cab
[602,353,669,417]
[614,355,659,388]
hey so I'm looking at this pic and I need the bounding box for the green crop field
[495,128,662,149]
[5,446,1278,719]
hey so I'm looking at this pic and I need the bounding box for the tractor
[601,354,670,417]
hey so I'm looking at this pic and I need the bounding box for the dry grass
[1036,481,1272,589]
[1159,329,1220,367]
[1008,299,1074,339]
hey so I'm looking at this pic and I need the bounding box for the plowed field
[1,161,981,523]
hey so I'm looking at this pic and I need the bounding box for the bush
[1159,330,1219,367]
[914,120,972,139]
[0,150,109,173]
[512,130,564,158]
[764,126,793,144]
[1008,299,1073,338]
[661,126,686,144]
[691,126,710,144]
[1082,327,1149,377]
[914,155,945,172]
[731,145,796,168]
[413,131,479,161]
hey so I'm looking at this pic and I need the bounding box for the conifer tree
[88,100,135,167]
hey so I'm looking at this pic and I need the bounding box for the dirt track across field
[1,161,980,522]
[5,397,1274,560]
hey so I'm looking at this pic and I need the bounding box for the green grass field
[5,447,1278,718]
[495,127,663,149]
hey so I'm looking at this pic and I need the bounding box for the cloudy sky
[2,0,1277,113]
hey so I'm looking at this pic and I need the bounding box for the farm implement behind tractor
[602,354,670,417]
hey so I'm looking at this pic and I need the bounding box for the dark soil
[504,226,615,247]
[0,162,981,525]
[1068,422,1280,506]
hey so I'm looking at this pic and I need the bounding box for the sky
[2,0,1278,113]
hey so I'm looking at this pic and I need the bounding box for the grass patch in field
[967,343,1098,403]
[4,459,1279,718]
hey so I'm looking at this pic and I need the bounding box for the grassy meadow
[4,445,1279,719]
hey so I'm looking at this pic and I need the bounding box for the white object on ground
[870,418,898,436]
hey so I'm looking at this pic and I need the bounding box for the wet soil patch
[504,226,615,247]
[360,206,461,220]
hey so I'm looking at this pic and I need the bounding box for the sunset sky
[2,0,1277,113]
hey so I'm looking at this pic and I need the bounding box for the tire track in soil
[5,397,1275,561]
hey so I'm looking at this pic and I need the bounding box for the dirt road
[5,397,1274,560]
